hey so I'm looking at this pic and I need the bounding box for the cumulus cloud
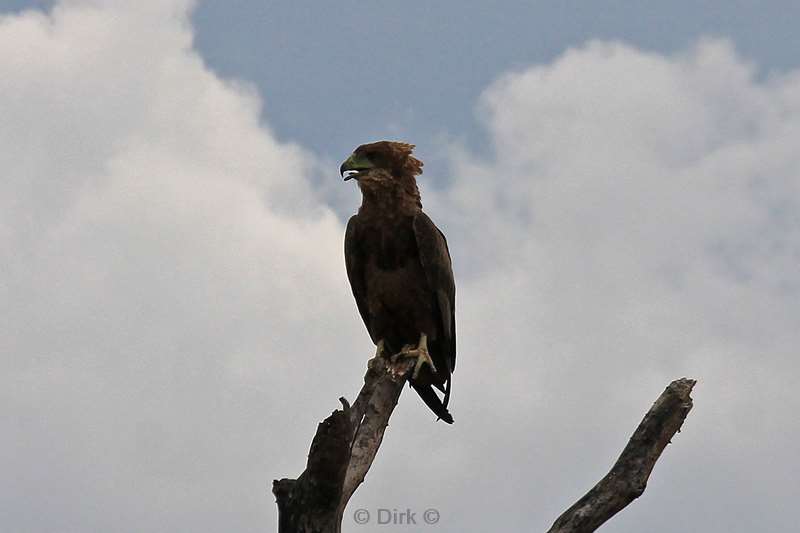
[1,3,365,532]
[2,2,799,532]
[404,39,800,532]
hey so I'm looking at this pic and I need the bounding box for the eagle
[340,141,455,424]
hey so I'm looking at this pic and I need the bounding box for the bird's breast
[361,222,431,315]
[361,217,418,270]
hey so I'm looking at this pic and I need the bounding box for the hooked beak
[340,153,374,181]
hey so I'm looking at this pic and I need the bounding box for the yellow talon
[392,333,437,379]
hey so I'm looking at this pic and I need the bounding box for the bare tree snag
[546,378,696,533]
[273,363,695,533]
[272,355,414,533]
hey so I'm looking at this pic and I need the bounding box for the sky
[1,1,799,532]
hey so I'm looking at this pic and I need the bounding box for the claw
[392,333,436,379]
[392,344,412,360]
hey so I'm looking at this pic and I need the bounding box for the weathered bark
[274,363,695,533]
[546,378,696,533]
[272,355,414,533]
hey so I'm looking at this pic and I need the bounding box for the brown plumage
[341,141,456,423]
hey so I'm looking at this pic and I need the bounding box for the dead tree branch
[273,364,695,533]
[546,378,696,533]
[272,355,414,533]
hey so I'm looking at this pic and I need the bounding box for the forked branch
[273,363,696,533]
[272,355,414,533]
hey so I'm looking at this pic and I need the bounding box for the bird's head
[340,141,423,187]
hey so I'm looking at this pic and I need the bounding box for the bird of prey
[340,141,455,423]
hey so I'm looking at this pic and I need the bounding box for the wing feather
[345,215,377,344]
[412,213,456,373]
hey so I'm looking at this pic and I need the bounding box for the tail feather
[443,376,452,410]
[411,383,454,424]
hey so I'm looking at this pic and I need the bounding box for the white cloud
[0,3,366,532]
[405,39,800,532]
[2,2,799,532]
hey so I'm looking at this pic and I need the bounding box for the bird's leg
[367,339,387,370]
[391,333,436,380]
[375,339,386,358]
